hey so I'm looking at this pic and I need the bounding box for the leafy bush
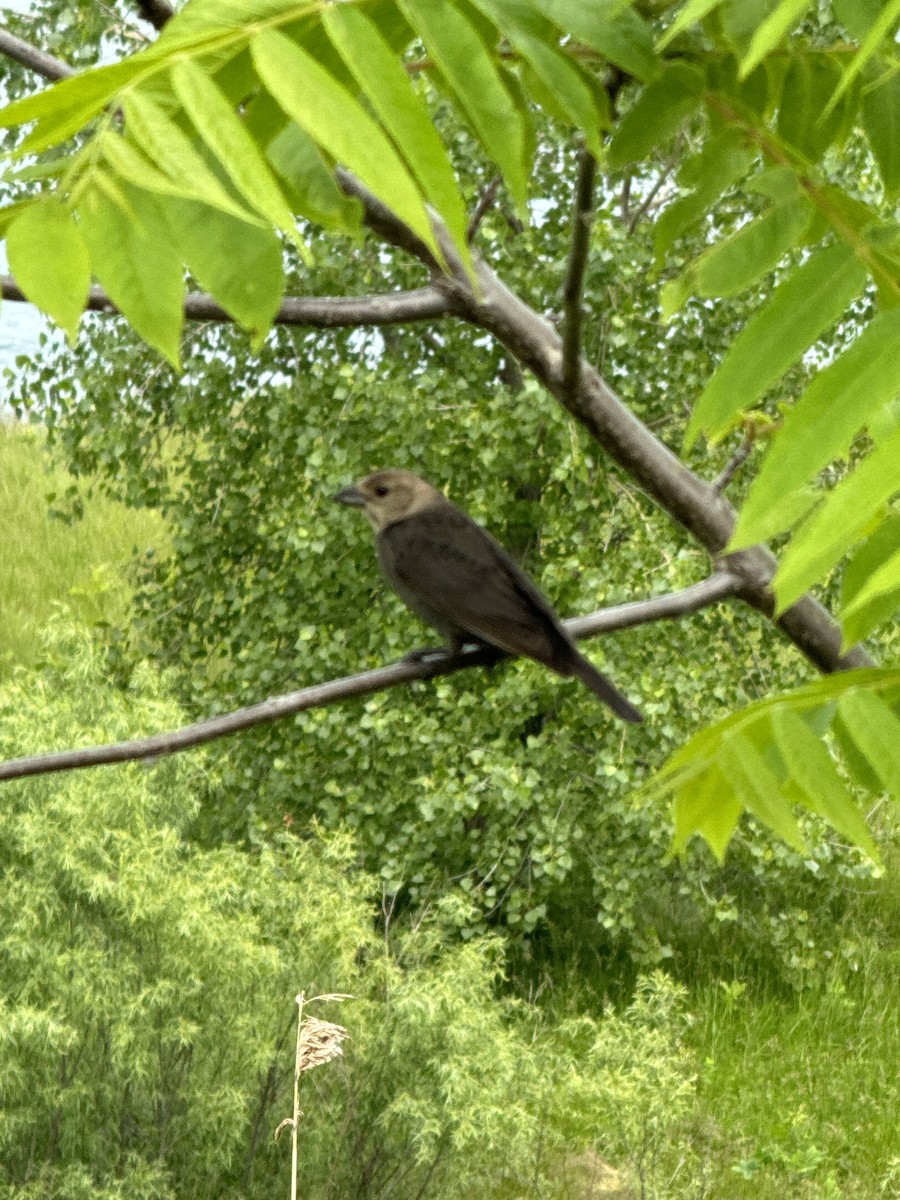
[0,620,700,1200]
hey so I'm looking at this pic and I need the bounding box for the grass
[0,421,167,674]
[687,856,900,1199]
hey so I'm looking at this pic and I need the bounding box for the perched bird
[333,469,642,723]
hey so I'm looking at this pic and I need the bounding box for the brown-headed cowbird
[333,469,643,723]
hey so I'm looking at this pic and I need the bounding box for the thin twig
[1,276,453,330]
[466,175,501,243]
[0,576,743,783]
[561,147,597,397]
[711,435,755,495]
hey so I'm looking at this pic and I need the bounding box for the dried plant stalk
[278,991,352,1200]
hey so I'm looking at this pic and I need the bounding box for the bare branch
[561,148,597,397]
[1,276,453,329]
[0,29,74,79]
[712,435,754,495]
[466,176,501,243]
[133,0,174,30]
[0,577,743,783]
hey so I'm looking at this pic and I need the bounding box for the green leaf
[683,198,812,303]
[771,709,878,858]
[772,423,900,611]
[654,129,753,262]
[77,180,185,367]
[840,515,900,644]
[169,60,301,247]
[536,0,659,80]
[840,544,900,626]
[719,732,807,852]
[837,689,900,796]
[720,0,782,57]
[672,767,742,859]
[834,0,887,39]
[5,198,90,340]
[776,53,847,161]
[266,123,362,232]
[471,0,608,155]
[862,67,900,197]
[827,0,900,113]
[322,4,468,253]
[124,92,262,225]
[607,63,705,169]
[0,198,39,238]
[740,0,812,78]
[164,198,284,339]
[0,58,144,152]
[657,0,729,50]
[250,28,437,255]
[685,242,869,446]
[398,0,530,212]
[732,310,900,547]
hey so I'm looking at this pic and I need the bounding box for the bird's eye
[374,485,390,497]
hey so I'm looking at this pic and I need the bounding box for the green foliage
[649,668,900,862]
[0,620,707,1199]
[0,422,165,675]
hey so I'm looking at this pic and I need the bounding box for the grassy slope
[0,422,166,674]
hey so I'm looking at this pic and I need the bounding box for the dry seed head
[297,1017,350,1073]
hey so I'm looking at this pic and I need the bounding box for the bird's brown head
[332,469,442,531]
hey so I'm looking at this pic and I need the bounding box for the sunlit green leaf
[536,0,659,80]
[323,4,469,252]
[719,733,807,852]
[772,708,879,858]
[251,28,437,254]
[772,423,900,611]
[740,0,812,78]
[686,242,868,446]
[5,198,90,339]
[732,310,900,547]
[840,515,900,644]
[837,689,900,795]
[169,60,301,246]
[77,180,185,366]
[657,0,728,50]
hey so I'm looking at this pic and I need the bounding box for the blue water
[0,244,49,372]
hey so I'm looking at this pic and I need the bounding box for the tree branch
[561,148,596,397]
[133,0,174,31]
[1,276,453,329]
[0,31,873,679]
[466,175,501,242]
[0,29,74,79]
[0,576,742,783]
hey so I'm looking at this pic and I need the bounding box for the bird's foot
[402,645,453,664]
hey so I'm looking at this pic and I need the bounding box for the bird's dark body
[376,496,642,723]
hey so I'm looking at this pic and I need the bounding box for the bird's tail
[568,652,643,723]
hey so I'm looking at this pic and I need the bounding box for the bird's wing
[379,501,570,668]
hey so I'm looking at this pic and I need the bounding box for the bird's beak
[332,485,366,508]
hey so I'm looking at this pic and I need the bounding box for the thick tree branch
[1,276,453,329]
[561,148,596,396]
[0,576,742,783]
[0,29,74,79]
[133,0,174,31]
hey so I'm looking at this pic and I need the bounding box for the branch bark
[1,276,453,329]
[0,29,74,79]
[0,575,741,783]
[561,148,596,397]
